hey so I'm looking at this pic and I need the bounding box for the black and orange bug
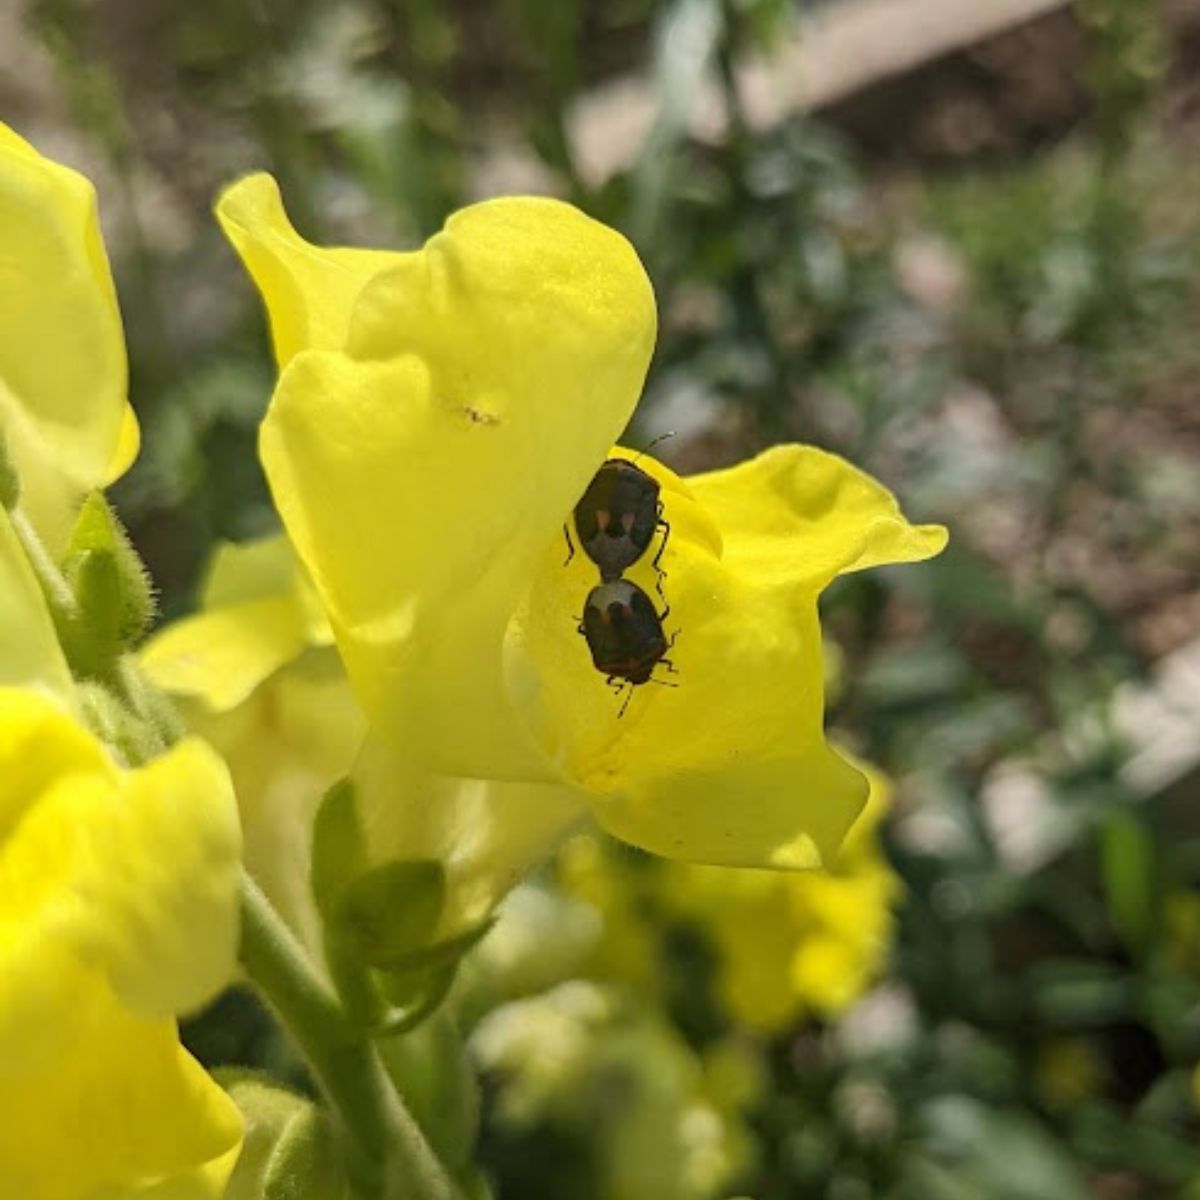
[579,579,677,715]
[564,457,670,593]
[573,458,666,579]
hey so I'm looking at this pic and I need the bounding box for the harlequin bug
[564,457,670,592]
[580,579,677,715]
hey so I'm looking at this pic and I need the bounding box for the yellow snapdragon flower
[216,174,945,951]
[0,124,139,547]
[0,546,243,1197]
[142,535,366,952]
[0,688,243,1200]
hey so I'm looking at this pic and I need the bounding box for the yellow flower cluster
[561,763,900,1033]
[0,126,242,1200]
[2,111,946,1199]
[176,173,946,965]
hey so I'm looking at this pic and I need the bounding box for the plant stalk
[238,871,458,1200]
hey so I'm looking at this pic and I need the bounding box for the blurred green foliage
[15,0,1200,1194]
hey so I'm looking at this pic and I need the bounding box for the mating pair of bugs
[564,455,678,713]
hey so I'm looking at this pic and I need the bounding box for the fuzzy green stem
[239,871,458,1200]
[10,508,78,629]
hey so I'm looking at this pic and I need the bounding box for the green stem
[10,508,78,629]
[109,655,186,745]
[239,871,458,1200]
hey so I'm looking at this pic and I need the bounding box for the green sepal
[217,1072,350,1200]
[311,778,369,916]
[65,548,124,672]
[380,916,495,978]
[312,782,495,1034]
[77,679,161,768]
[326,859,446,969]
[373,960,460,1036]
[370,919,495,1035]
[60,492,154,668]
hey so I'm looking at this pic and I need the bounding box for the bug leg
[562,523,576,567]
[659,656,679,675]
[617,683,634,718]
[651,508,670,598]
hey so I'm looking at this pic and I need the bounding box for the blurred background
[7,0,1200,1195]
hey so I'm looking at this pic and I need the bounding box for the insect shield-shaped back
[573,458,663,581]
[582,579,669,685]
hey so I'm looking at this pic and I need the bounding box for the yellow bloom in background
[0,687,243,1199]
[217,173,945,955]
[0,123,139,548]
[142,534,365,953]
[664,765,900,1031]
[561,764,900,1034]
[470,981,754,1200]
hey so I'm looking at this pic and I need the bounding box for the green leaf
[917,1097,1090,1200]
[1099,809,1157,955]
[326,859,446,969]
[1029,960,1131,1027]
[311,779,368,916]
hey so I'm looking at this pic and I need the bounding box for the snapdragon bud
[61,492,155,672]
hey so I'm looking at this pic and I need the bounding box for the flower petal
[592,738,867,869]
[104,403,142,486]
[0,688,243,1198]
[216,173,401,368]
[84,736,242,1016]
[513,446,943,869]
[0,122,137,543]
[0,972,241,1200]
[141,596,310,712]
[188,650,365,955]
[0,690,241,1021]
[258,197,656,779]
[686,444,948,591]
[142,536,330,711]
[201,534,299,609]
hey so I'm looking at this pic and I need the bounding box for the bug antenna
[631,431,676,465]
